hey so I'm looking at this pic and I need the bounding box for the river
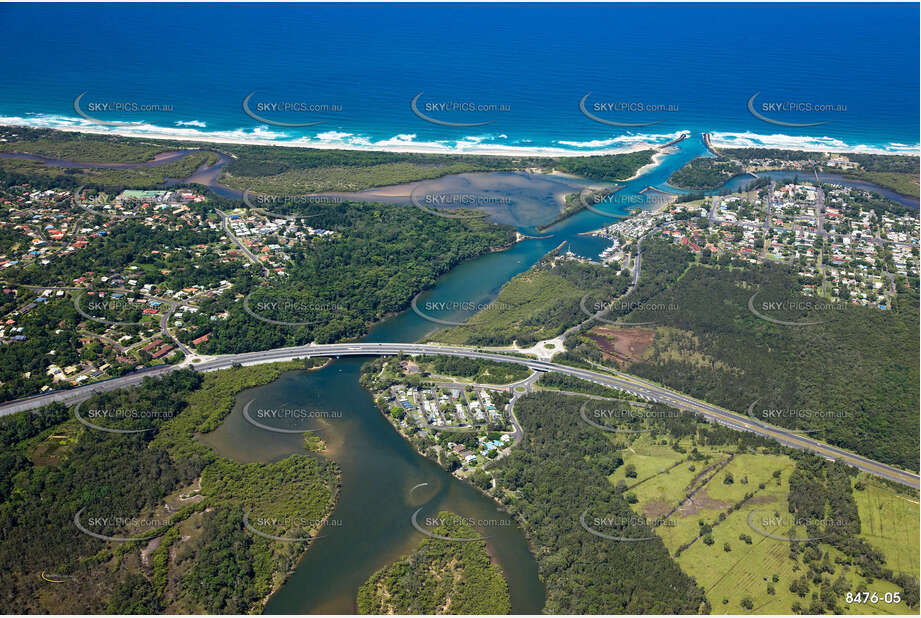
[186,137,710,614]
[194,134,921,613]
[6,135,912,612]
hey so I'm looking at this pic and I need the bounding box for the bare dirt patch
[643,499,672,519]
[677,488,732,517]
[587,327,655,367]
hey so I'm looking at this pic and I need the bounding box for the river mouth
[208,137,711,614]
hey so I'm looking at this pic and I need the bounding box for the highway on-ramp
[0,342,917,489]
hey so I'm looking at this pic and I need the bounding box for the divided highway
[1,342,917,489]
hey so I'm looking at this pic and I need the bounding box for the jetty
[702,132,721,157]
[660,132,690,149]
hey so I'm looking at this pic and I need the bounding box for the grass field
[0,151,219,188]
[219,161,493,193]
[0,136,167,162]
[428,268,585,346]
[428,259,630,347]
[606,433,920,614]
[855,478,920,579]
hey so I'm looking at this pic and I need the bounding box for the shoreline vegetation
[0,126,654,196]
[4,127,915,204]
[357,510,512,614]
[0,359,340,614]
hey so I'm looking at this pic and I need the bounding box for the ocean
[0,2,918,156]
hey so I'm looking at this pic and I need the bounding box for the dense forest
[0,371,203,611]
[593,262,919,468]
[490,391,710,613]
[667,157,745,190]
[186,199,516,353]
[0,361,337,614]
[357,511,511,614]
[719,148,825,162]
[554,150,655,182]
[0,224,29,255]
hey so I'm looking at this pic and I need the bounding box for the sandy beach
[623,150,670,181]
[0,117,666,159]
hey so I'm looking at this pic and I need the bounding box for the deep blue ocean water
[0,3,918,155]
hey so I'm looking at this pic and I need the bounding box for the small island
[357,510,511,614]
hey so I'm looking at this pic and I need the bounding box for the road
[12,284,193,356]
[815,186,827,237]
[0,341,916,489]
[568,222,662,337]
[215,208,268,276]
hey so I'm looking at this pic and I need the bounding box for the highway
[0,341,917,489]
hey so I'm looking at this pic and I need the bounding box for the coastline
[0,118,665,159]
[708,131,921,156]
[2,116,918,158]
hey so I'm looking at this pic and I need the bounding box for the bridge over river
[0,342,917,489]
